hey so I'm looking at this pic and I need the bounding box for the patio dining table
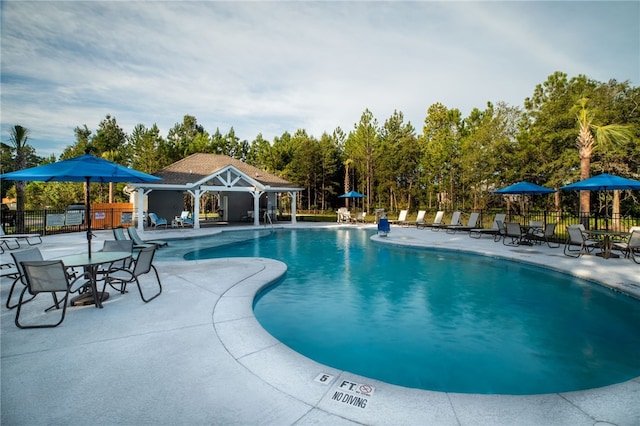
[585,229,628,259]
[56,251,132,308]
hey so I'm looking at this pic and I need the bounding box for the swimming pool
[179,228,640,395]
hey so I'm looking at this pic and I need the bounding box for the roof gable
[154,153,295,189]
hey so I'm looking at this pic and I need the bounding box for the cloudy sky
[1,1,638,158]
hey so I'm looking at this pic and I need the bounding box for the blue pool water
[180,228,640,395]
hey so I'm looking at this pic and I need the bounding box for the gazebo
[127,153,303,230]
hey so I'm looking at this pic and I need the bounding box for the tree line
[2,71,639,218]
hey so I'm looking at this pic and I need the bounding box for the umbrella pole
[86,177,92,258]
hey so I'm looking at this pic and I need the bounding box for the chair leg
[564,240,583,257]
[135,265,162,303]
[15,288,68,329]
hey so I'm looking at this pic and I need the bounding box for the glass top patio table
[56,251,132,308]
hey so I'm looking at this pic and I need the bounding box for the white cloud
[1,1,638,158]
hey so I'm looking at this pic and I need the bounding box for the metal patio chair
[15,260,90,329]
[102,245,162,303]
[563,225,602,257]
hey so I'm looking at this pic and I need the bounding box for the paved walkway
[1,223,639,425]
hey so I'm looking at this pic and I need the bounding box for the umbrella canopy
[560,173,640,230]
[560,173,640,191]
[0,153,162,257]
[338,190,365,198]
[494,181,555,194]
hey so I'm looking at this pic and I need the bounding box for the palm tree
[8,125,31,232]
[575,99,633,218]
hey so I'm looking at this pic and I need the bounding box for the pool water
[182,228,640,395]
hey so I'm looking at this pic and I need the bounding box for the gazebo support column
[290,191,297,224]
[252,191,261,226]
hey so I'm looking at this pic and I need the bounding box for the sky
[1,1,638,159]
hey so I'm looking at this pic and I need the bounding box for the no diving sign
[330,379,375,409]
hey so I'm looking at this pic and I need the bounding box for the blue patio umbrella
[494,181,555,218]
[560,173,640,191]
[339,191,364,212]
[338,190,365,198]
[0,152,162,257]
[561,173,640,229]
[494,181,555,195]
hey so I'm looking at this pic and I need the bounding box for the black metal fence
[2,208,639,244]
[1,207,141,236]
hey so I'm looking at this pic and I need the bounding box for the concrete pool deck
[1,223,639,425]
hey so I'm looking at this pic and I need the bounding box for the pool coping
[212,224,640,425]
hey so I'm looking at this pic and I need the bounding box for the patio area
[1,223,639,425]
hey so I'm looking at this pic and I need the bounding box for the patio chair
[503,222,527,246]
[103,246,162,303]
[175,211,194,227]
[7,247,45,309]
[446,212,480,234]
[15,260,90,329]
[528,223,560,248]
[469,213,506,239]
[563,225,602,257]
[148,212,168,229]
[414,210,426,228]
[354,212,366,223]
[336,207,351,223]
[431,211,461,232]
[613,227,640,263]
[127,226,167,248]
[98,240,134,290]
[418,210,444,230]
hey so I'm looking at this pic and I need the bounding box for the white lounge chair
[414,210,426,228]
[175,211,194,227]
[390,209,408,226]
[418,211,444,230]
[431,211,461,232]
[446,212,480,234]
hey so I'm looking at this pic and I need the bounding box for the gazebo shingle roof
[154,153,294,188]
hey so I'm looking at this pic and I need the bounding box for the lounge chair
[469,213,506,239]
[127,227,168,248]
[103,246,162,303]
[113,227,151,250]
[15,259,90,328]
[414,210,426,228]
[563,225,602,257]
[613,227,640,263]
[528,223,560,248]
[148,212,168,229]
[431,211,460,232]
[377,218,390,236]
[446,212,480,234]
[390,209,408,226]
[175,211,194,227]
[1,226,41,249]
[418,211,444,230]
